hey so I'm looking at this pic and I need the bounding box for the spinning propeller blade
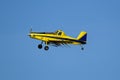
[30,26,32,32]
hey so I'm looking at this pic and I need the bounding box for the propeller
[28,26,32,37]
[30,26,32,33]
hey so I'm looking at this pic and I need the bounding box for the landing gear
[44,41,49,51]
[44,46,49,51]
[81,47,84,50]
[80,45,84,50]
[37,41,49,51]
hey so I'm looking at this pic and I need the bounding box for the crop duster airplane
[28,29,87,51]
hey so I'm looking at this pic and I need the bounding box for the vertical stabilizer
[77,31,87,42]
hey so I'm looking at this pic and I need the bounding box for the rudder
[77,31,87,42]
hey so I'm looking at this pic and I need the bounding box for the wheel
[38,44,42,49]
[81,47,84,50]
[44,46,49,51]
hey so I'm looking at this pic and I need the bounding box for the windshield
[55,30,62,35]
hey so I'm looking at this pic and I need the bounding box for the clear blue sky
[0,0,120,80]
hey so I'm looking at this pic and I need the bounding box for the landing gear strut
[81,47,84,50]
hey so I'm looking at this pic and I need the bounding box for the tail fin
[77,31,87,43]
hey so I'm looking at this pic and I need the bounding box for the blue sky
[0,0,120,80]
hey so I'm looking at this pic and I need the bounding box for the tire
[44,46,49,51]
[38,44,42,49]
[81,47,84,50]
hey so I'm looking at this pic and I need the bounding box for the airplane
[28,29,87,51]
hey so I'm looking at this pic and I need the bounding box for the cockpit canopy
[55,30,66,36]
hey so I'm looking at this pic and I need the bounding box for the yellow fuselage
[29,32,81,45]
